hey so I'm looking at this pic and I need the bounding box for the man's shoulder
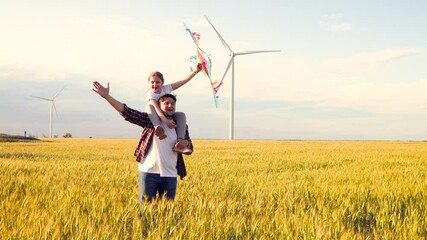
[122,105,150,123]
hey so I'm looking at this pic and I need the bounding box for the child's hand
[196,63,203,72]
[164,119,177,129]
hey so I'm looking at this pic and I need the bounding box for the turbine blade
[205,16,233,53]
[52,102,59,119]
[52,85,66,100]
[235,50,281,56]
[220,56,234,83]
[31,96,51,101]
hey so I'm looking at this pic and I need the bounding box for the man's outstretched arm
[92,81,124,113]
[93,81,151,128]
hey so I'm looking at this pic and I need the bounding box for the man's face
[159,97,176,117]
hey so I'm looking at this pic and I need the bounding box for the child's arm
[170,63,202,90]
[148,99,176,129]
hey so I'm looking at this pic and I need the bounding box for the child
[145,64,202,154]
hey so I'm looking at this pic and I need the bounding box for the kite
[184,23,223,107]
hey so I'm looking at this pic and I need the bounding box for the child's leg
[146,104,166,139]
[146,104,161,126]
[173,112,186,140]
[172,112,192,155]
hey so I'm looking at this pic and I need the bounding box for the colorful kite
[184,23,223,107]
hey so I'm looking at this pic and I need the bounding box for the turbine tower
[205,16,280,140]
[31,86,65,138]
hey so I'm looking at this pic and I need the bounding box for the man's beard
[164,111,174,118]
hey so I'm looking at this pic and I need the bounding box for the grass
[0,138,426,239]
[0,133,40,142]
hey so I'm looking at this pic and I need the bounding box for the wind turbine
[205,16,280,140]
[31,86,66,138]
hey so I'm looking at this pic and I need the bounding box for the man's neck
[164,113,173,119]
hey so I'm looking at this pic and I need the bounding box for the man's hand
[92,81,109,98]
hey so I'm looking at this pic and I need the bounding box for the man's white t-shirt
[138,120,178,177]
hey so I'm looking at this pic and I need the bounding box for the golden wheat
[0,139,426,239]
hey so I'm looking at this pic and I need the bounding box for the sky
[1,0,426,140]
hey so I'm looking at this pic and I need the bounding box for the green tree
[63,133,72,138]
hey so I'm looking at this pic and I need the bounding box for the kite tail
[212,82,223,94]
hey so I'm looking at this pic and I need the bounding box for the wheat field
[0,138,426,239]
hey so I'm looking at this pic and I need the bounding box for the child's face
[149,76,164,93]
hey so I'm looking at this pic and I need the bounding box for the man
[92,81,193,202]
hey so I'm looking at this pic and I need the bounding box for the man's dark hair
[158,93,177,103]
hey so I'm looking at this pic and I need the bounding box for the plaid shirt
[120,104,193,180]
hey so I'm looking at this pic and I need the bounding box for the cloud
[327,23,352,32]
[167,18,211,28]
[0,15,190,85]
[344,78,427,114]
[322,13,344,20]
[304,78,427,114]
[253,47,427,117]
[308,46,427,114]
[320,13,352,32]
[320,47,424,78]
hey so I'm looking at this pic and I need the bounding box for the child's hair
[148,71,164,83]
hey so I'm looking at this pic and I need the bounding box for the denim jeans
[138,172,177,202]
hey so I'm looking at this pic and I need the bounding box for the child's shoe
[173,146,192,155]
[173,139,193,155]
[155,126,167,140]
